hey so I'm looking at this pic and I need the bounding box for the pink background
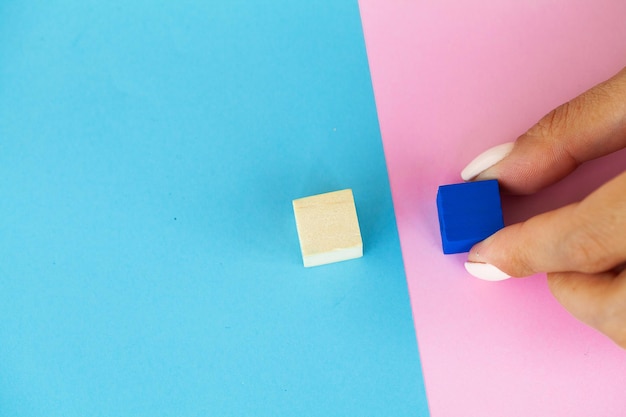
[358,1,626,416]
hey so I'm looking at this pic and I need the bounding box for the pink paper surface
[358,1,626,416]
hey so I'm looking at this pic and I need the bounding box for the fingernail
[461,142,515,181]
[464,262,511,281]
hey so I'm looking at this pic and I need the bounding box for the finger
[548,268,626,349]
[465,67,626,194]
[466,170,626,277]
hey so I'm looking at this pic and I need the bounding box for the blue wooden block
[436,179,504,254]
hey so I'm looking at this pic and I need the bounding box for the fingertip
[466,235,491,263]
[465,234,514,281]
[466,223,537,278]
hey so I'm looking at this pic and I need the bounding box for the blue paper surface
[0,1,429,415]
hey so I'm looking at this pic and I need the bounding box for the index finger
[465,67,626,194]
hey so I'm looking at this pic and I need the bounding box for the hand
[461,67,626,348]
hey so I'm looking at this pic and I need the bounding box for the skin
[467,67,626,349]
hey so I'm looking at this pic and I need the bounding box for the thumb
[465,170,626,278]
[548,269,626,349]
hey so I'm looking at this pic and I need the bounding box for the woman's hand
[461,67,626,348]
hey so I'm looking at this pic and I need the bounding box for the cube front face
[292,189,363,267]
[437,180,504,254]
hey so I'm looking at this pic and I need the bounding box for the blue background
[0,1,429,415]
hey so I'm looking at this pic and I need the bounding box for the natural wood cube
[292,189,363,267]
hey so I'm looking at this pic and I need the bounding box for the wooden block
[292,189,363,267]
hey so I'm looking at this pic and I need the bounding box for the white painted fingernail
[464,262,511,281]
[461,142,515,181]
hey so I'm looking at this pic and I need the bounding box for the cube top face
[292,189,363,267]
[436,179,504,254]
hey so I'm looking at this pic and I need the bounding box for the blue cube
[436,179,504,254]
